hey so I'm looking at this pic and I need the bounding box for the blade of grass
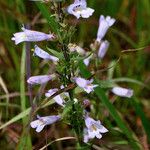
[35,2,59,34]
[17,131,32,150]
[0,103,20,109]
[0,108,31,130]
[111,77,150,89]
[0,76,9,119]
[131,97,150,143]
[17,45,32,149]
[39,137,77,150]
[112,28,137,48]
[94,87,142,150]
[0,99,54,130]
[20,45,27,125]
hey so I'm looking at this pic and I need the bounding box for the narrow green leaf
[36,2,59,33]
[47,47,63,59]
[111,78,150,89]
[107,60,116,80]
[96,80,116,88]
[20,45,27,125]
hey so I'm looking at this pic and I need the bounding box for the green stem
[57,1,84,148]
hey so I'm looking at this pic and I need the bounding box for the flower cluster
[12,0,134,146]
[84,116,108,143]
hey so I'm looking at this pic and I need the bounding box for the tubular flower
[27,74,55,85]
[84,116,108,142]
[12,26,55,45]
[74,77,98,93]
[45,88,65,107]
[96,15,115,42]
[83,57,90,66]
[34,45,59,62]
[111,87,133,98]
[30,115,61,132]
[98,40,109,59]
[83,54,93,66]
[67,0,94,19]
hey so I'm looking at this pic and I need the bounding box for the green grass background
[0,0,150,149]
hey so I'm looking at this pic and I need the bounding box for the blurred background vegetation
[0,0,150,149]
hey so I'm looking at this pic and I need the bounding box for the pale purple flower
[98,40,109,59]
[27,74,55,85]
[84,116,108,142]
[67,0,94,19]
[45,88,65,107]
[83,54,93,66]
[30,115,61,132]
[34,45,59,62]
[12,26,55,45]
[111,87,133,98]
[74,77,98,93]
[96,15,115,42]
[83,57,90,66]
[83,128,90,143]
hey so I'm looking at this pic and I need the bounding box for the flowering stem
[58,38,85,148]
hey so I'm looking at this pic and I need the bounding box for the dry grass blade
[0,76,9,118]
[39,137,77,150]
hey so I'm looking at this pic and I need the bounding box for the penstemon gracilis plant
[12,0,134,149]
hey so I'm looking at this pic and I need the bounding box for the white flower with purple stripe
[34,45,59,62]
[74,77,98,93]
[96,15,115,42]
[12,26,55,45]
[27,74,55,85]
[111,87,133,98]
[30,115,61,132]
[67,0,94,19]
[98,40,109,59]
[45,88,65,107]
[84,116,108,142]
